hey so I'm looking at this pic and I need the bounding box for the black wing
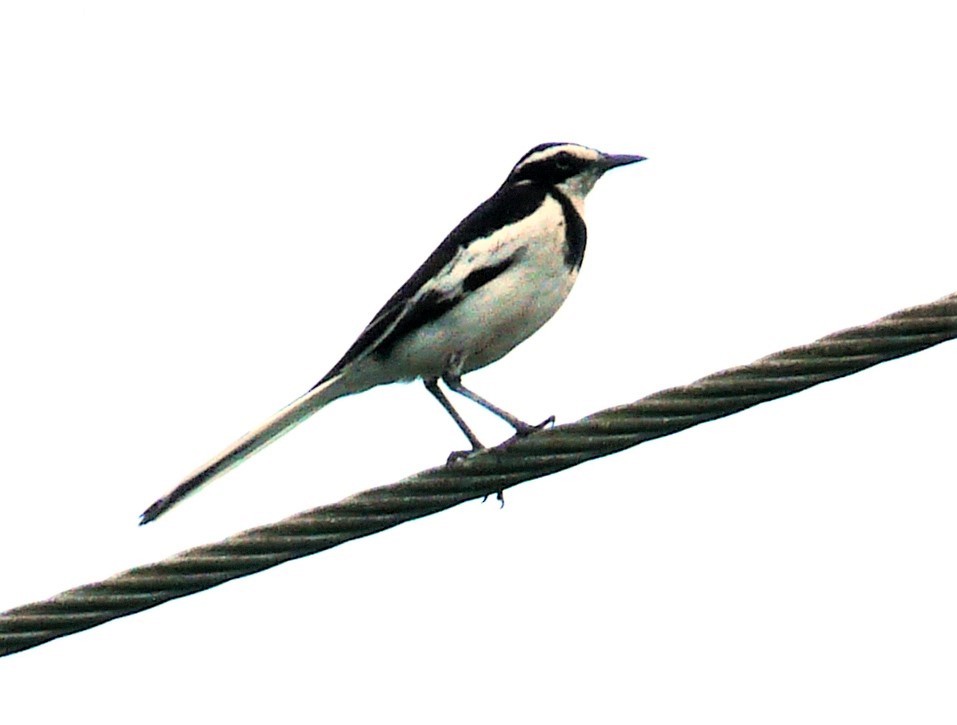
[311,182,547,387]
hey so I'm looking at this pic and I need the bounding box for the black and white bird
[140,142,645,524]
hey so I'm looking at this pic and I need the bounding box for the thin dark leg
[423,378,484,451]
[443,374,555,435]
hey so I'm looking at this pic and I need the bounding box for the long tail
[139,372,354,525]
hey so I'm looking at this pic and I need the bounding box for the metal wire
[1,292,955,657]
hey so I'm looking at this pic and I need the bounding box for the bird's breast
[387,195,582,376]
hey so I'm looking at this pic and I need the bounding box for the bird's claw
[513,415,555,437]
[447,448,480,466]
[482,489,505,507]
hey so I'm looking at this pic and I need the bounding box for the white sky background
[1,2,955,722]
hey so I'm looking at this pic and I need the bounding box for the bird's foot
[445,414,553,475]
[482,489,505,508]
[512,415,555,438]
[446,447,483,466]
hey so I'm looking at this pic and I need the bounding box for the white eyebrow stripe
[515,144,600,169]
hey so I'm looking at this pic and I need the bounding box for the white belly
[387,194,579,377]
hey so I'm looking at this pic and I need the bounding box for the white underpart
[384,191,581,377]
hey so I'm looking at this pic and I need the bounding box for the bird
[139,142,645,524]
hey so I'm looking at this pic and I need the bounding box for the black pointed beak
[600,153,647,170]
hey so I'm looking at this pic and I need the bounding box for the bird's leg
[442,374,555,436]
[443,372,553,503]
[423,378,485,463]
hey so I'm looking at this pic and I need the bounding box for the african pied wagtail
[140,142,645,524]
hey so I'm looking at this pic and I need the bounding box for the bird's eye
[554,153,573,170]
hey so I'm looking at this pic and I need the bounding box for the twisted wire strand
[1,293,955,657]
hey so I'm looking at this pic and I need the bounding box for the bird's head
[505,142,645,201]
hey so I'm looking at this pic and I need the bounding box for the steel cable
[1,292,955,657]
